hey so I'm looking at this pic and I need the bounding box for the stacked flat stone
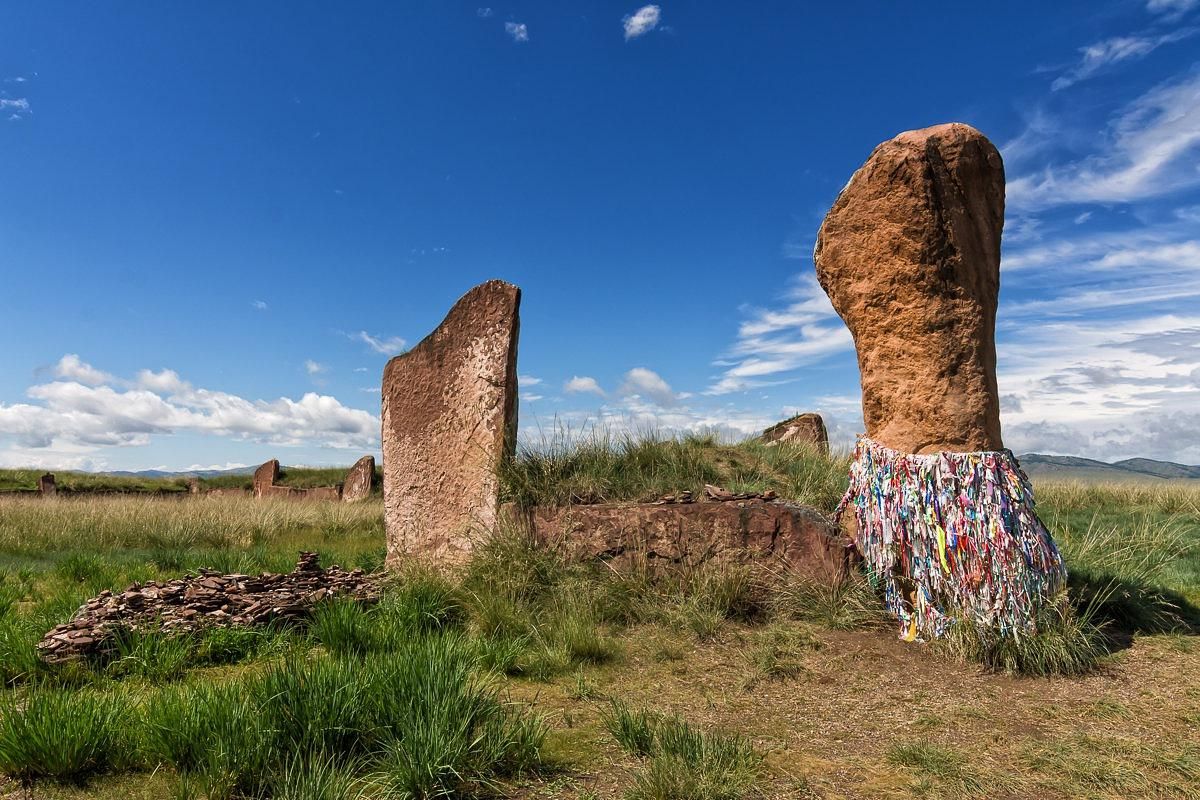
[37,552,376,664]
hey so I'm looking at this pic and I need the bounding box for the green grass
[0,465,383,495]
[0,437,1198,797]
[603,701,762,800]
[500,430,848,511]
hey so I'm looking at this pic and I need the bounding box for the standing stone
[342,456,376,503]
[382,280,520,568]
[187,478,201,495]
[38,473,56,497]
[761,413,829,453]
[253,459,280,498]
[814,123,1005,454]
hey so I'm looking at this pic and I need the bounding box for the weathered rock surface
[518,497,857,585]
[814,123,1005,454]
[382,280,521,568]
[37,552,376,664]
[342,455,376,503]
[38,473,56,496]
[253,459,281,498]
[761,413,829,453]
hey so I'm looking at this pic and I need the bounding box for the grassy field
[0,435,1196,799]
[0,466,382,495]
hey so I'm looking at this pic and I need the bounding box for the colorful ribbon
[835,436,1067,641]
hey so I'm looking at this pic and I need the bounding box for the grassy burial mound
[0,435,1196,798]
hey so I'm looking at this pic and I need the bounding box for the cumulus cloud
[352,331,406,356]
[0,358,380,458]
[505,22,529,42]
[1050,29,1197,91]
[623,5,661,40]
[618,367,678,407]
[564,376,605,396]
[55,355,115,387]
[304,360,326,376]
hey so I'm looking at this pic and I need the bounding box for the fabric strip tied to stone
[835,436,1067,641]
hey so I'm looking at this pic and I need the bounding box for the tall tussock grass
[500,427,849,511]
[603,700,762,800]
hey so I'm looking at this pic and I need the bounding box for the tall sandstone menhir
[382,280,520,568]
[814,122,1005,454]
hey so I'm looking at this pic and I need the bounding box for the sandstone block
[814,123,1005,454]
[519,500,855,585]
[382,280,520,568]
[342,455,376,503]
[253,459,280,498]
[761,413,829,453]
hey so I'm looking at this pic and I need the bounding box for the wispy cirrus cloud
[1049,28,1197,91]
[1146,0,1198,19]
[351,331,406,356]
[706,275,852,395]
[1007,72,1200,210]
[1,96,30,121]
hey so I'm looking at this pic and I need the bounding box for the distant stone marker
[38,473,56,497]
[342,455,375,503]
[814,122,1004,454]
[761,413,829,454]
[253,459,280,498]
[382,280,520,568]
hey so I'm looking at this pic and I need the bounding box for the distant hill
[101,466,257,479]
[1018,453,1200,482]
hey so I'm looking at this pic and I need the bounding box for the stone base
[512,499,857,585]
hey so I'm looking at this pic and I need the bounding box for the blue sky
[1,1,1199,471]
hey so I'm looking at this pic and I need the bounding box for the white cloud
[304,360,326,376]
[0,97,29,121]
[623,5,661,40]
[137,368,187,394]
[505,22,529,42]
[997,314,1200,462]
[1146,0,1197,18]
[353,331,407,356]
[55,355,115,387]
[564,376,605,396]
[707,274,853,395]
[518,374,543,386]
[1050,29,1197,91]
[1073,211,1092,224]
[477,7,493,17]
[1008,72,1200,210]
[0,358,380,458]
[251,299,268,311]
[618,367,678,407]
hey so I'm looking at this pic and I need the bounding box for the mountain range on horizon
[81,453,1200,483]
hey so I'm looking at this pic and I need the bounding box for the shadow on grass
[1068,570,1200,651]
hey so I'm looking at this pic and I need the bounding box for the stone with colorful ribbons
[815,123,1065,640]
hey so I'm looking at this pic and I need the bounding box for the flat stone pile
[37,552,377,664]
